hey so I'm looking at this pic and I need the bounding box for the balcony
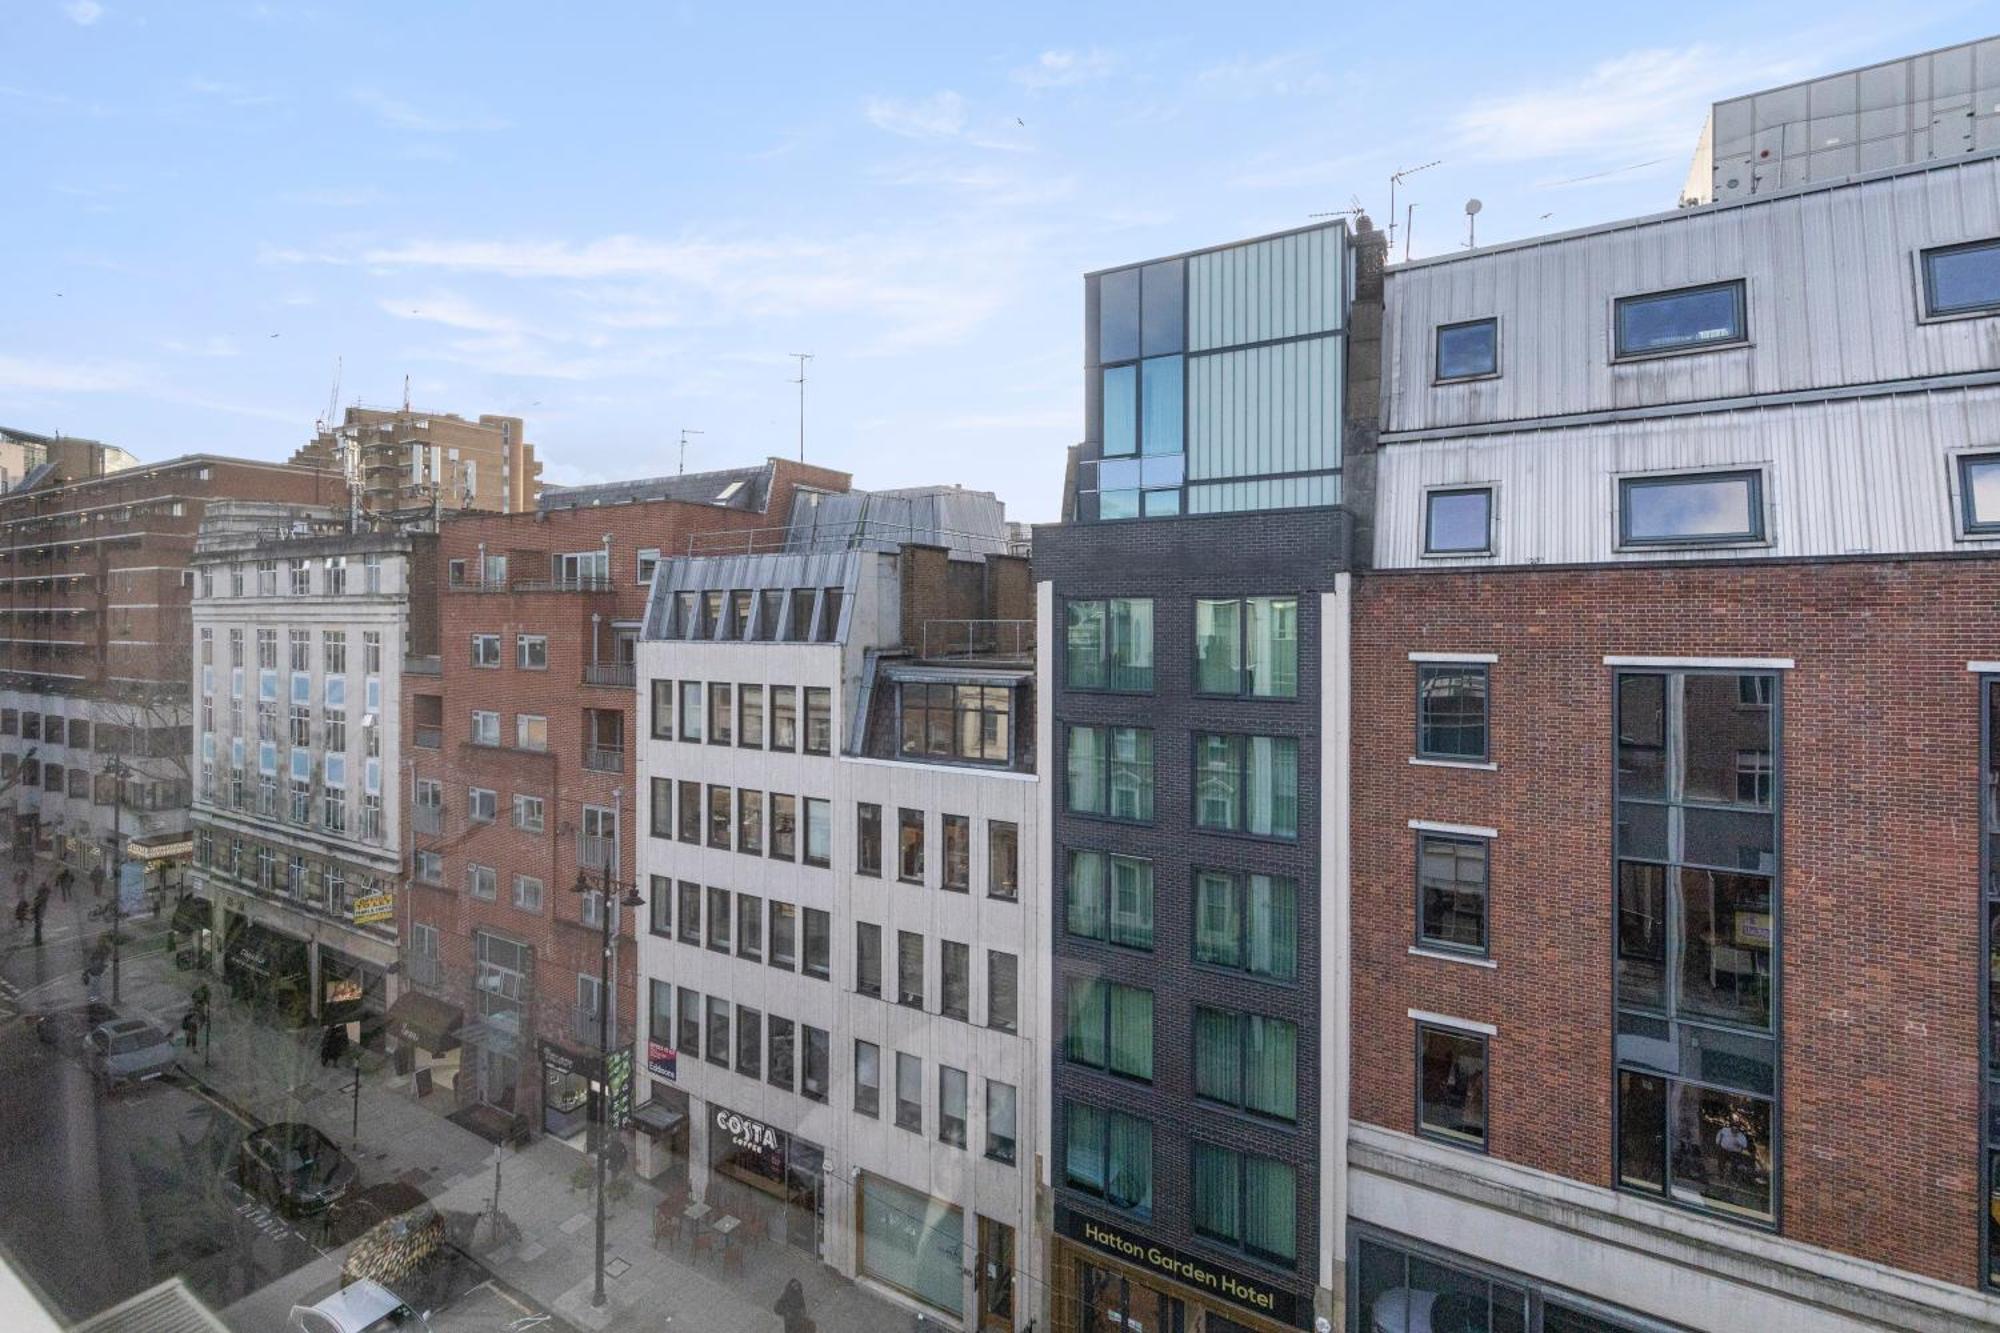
[407,955,445,990]
[581,745,623,774]
[413,726,443,750]
[920,618,1035,662]
[582,662,636,688]
[570,1002,621,1048]
[404,656,441,677]
[412,805,443,835]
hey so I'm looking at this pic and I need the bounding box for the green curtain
[1192,1142,1239,1242]
[1195,599,1240,693]
[1066,602,1106,689]
[1106,1112,1152,1213]
[1193,1007,1239,1104]
[1108,599,1154,691]
[1246,596,1299,698]
[1067,726,1104,814]
[1245,1015,1298,1120]
[1194,872,1240,967]
[1108,985,1153,1081]
[1108,857,1154,948]
[1246,875,1298,980]
[1065,1102,1106,1192]
[1067,851,1106,940]
[1246,736,1299,838]
[1244,1155,1296,1262]
[1066,978,1106,1067]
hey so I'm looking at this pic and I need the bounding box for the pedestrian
[180,1008,200,1051]
[29,894,43,947]
[775,1277,809,1333]
[54,867,71,902]
[88,865,104,900]
[319,1023,348,1068]
[11,898,25,929]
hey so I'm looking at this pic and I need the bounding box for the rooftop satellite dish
[1465,198,1483,215]
[1464,198,1483,248]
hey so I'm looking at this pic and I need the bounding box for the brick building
[291,405,543,516]
[396,458,850,1143]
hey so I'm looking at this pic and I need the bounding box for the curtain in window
[1195,599,1239,693]
[1245,597,1299,697]
[1244,1156,1296,1262]
[1246,875,1298,980]
[1195,734,1238,828]
[1108,985,1153,1080]
[1067,603,1106,689]
[1193,1008,1239,1103]
[1194,872,1240,966]
[1108,600,1154,691]
[1108,729,1153,820]
[1067,979,1107,1066]
[1245,1015,1297,1120]
[1246,737,1299,838]
[1068,726,1105,814]
[1068,852,1105,938]
[1106,1113,1152,1212]
[1109,857,1153,948]
[1066,1103,1106,1191]
[1192,1142,1239,1241]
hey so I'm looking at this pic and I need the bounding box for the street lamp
[101,751,128,1004]
[571,795,641,1310]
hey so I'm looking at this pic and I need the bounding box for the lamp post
[102,751,127,1004]
[572,788,639,1310]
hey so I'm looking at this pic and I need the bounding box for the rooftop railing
[920,619,1036,662]
[685,518,1014,559]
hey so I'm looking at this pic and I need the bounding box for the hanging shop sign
[324,976,364,1006]
[646,1039,677,1081]
[606,1048,633,1129]
[351,893,395,926]
[1057,1207,1303,1328]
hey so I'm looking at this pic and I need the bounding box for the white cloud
[349,86,507,134]
[62,1,103,26]
[380,292,525,336]
[1194,53,1331,99]
[1013,48,1116,91]
[863,90,967,140]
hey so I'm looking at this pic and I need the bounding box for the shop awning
[631,1101,685,1138]
[227,922,309,981]
[384,990,463,1054]
[128,832,192,863]
[170,895,210,934]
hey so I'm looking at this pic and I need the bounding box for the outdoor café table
[714,1214,741,1236]
[684,1201,712,1221]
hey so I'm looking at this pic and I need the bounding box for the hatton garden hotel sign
[1057,1208,1303,1328]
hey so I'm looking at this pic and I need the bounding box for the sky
[2,2,1992,523]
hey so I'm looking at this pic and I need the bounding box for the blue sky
[2,2,1991,521]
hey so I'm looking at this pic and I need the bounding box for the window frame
[1955,450,2000,538]
[1188,1139,1298,1266]
[1616,467,1768,549]
[1610,278,1748,362]
[1918,236,2000,322]
[1191,868,1299,984]
[1192,595,1300,699]
[1433,316,1500,384]
[1421,484,1496,558]
[1190,731,1300,840]
[1064,723,1154,824]
[1414,661,1490,764]
[1414,827,1493,959]
[1063,597,1155,694]
[1414,1020,1490,1153]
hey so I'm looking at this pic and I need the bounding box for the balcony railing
[412,805,443,835]
[571,1002,620,1048]
[404,655,441,677]
[582,662,636,688]
[407,955,445,990]
[450,572,614,595]
[685,517,1013,558]
[920,618,1035,662]
[581,745,624,773]
[413,725,443,750]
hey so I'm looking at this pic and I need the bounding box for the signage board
[1056,1207,1303,1328]
[606,1048,633,1129]
[714,1106,782,1152]
[646,1039,678,1081]
[351,893,395,926]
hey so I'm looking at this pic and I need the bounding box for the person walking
[180,1008,200,1051]
[319,1022,349,1068]
[88,865,104,900]
[775,1277,812,1333]
[54,866,72,902]
[29,890,44,947]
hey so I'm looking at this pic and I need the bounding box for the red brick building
[397,458,849,1142]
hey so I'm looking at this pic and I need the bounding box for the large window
[1065,850,1154,950]
[1191,1142,1296,1264]
[1613,280,1746,358]
[1064,977,1152,1082]
[987,820,1018,900]
[899,682,1013,763]
[1435,317,1498,381]
[1065,599,1154,692]
[856,802,881,876]
[855,1040,880,1117]
[1619,470,1764,546]
[1424,487,1493,555]
[1192,733,1298,838]
[1417,832,1490,956]
[1092,259,1187,520]
[1064,1101,1152,1215]
[1193,870,1298,981]
[1961,454,2000,535]
[985,1080,1017,1164]
[1193,1006,1297,1120]
[896,1053,923,1132]
[1417,1023,1488,1150]
[1416,663,1488,762]
[1922,237,2000,318]
[1194,597,1298,697]
[1066,725,1153,821]
[1615,670,1778,1224]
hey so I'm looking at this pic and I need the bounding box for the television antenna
[789,353,813,462]
[1387,160,1441,256]
[1464,198,1483,249]
[677,428,704,476]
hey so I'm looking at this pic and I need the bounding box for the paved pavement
[1,858,912,1333]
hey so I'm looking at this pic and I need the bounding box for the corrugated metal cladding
[1187,474,1341,515]
[1374,384,2000,568]
[1382,154,2000,435]
[1187,226,1345,352]
[1188,336,1342,480]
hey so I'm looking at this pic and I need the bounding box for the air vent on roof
[75,1278,229,1333]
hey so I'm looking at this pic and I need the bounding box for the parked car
[287,1277,430,1333]
[236,1121,359,1217]
[33,1002,118,1055]
[83,1017,177,1090]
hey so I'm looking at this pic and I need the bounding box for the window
[512,875,544,913]
[739,684,764,748]
[1416,664,1488,762]
[803,687,831,755]
[1615,670,1778,1224]
[1065,598,1154,691]
[649,875,672,938]
[1424,487,1493,555]
[289,562,310,596]
[708,682,733,746]
[767,1016,794,1091]
[736,894,762,961]
[516,635,547,670]
[941,941,969,1020]
[1191,1142,1295,1264]
[677,682,702,743]
[1418,1023,1488,1149]
[770,793,797,860]
[897,808,925,883]
[987,820,1018,900]
[856,922,882,997]
[707,785,732,849]
[1194,597,1298,697]
[942,814,970,891]
[677,881,701,947]
[856,803,881,876]
[649,777,673,838]
[803,908,830,980]
[1435,317,1498,381]
[770,686,797,750]
[650,679,673,740]
[1063,1102,1151,1214]
[1065,977,1153,1081]
[415,850,443,885]
[896,1053,923,1132]
[985,1080,1017,1164]
[736,1006,762,1079]
[803,798,830,867]
[738,789,764,855]
[1193,734,1299,838]
[636,547,662,586]
[468,787,497,823]
[897,931,924,1009]
[1620,470,1764,546]
[1417,832,1490,956]
[939,1066,968,1148]
[1066,724,1153,821]
[515,714,547,752]
[706,997,730,1068]
[898,682,1013,763]
[470,710,500,747]
[324,556,347,594]
[1066,850,1154,949]
[1194,1007,1297,1120]
[1614,280,1746,358]
[678,781,701,845]
[1962,455,2000,535]
[471,634,500,668]
[988,951,1018,1033]
[649,979,673,1049]
[1921,237,2000,318]
[467,864,497,901]
[1193,871,1298,981]
[706,885,731,954]
[769,902,796,969]
[855,1040,881,1116]
[678,987,701,1060]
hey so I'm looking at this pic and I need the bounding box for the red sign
[646,1040,677,1081]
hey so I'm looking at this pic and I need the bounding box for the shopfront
[1351,1229,1682,1333]
[170,894,213,971]
[707,1102,824,1256]
[856,1172,965,1320]
[318,946,389,1044]
[222,916,312,1023]
[1053,1208,1306,1333]
[383,988,464,1096]
[540,1041,604,1147]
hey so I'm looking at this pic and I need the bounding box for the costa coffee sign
[714,1107,781,1152]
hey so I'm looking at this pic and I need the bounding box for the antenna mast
[789,353,813,462]
[677,427,704,476]
[1387,159,1442,258]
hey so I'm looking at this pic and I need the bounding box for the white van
[286,1278,430,1333]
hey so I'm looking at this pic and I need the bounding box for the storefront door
[978,1215,1016,1333]
[1080,1260,1185,1333]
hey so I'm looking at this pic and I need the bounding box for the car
[236,1120,360,1217]
[83,1017,177,1090]
[33,1002,118,1054]
[286,1277,430,1333]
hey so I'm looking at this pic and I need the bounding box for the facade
[1034,218,1377,1333]
[1346,149,2000,1329]
[396,459,850,1144]
[0,451,342,879]
[186,504,436,1033]
[291,406,544,516]
[631,487,1040,1329]
[0,427,138,493]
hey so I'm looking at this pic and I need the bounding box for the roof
[539,463,770,513]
